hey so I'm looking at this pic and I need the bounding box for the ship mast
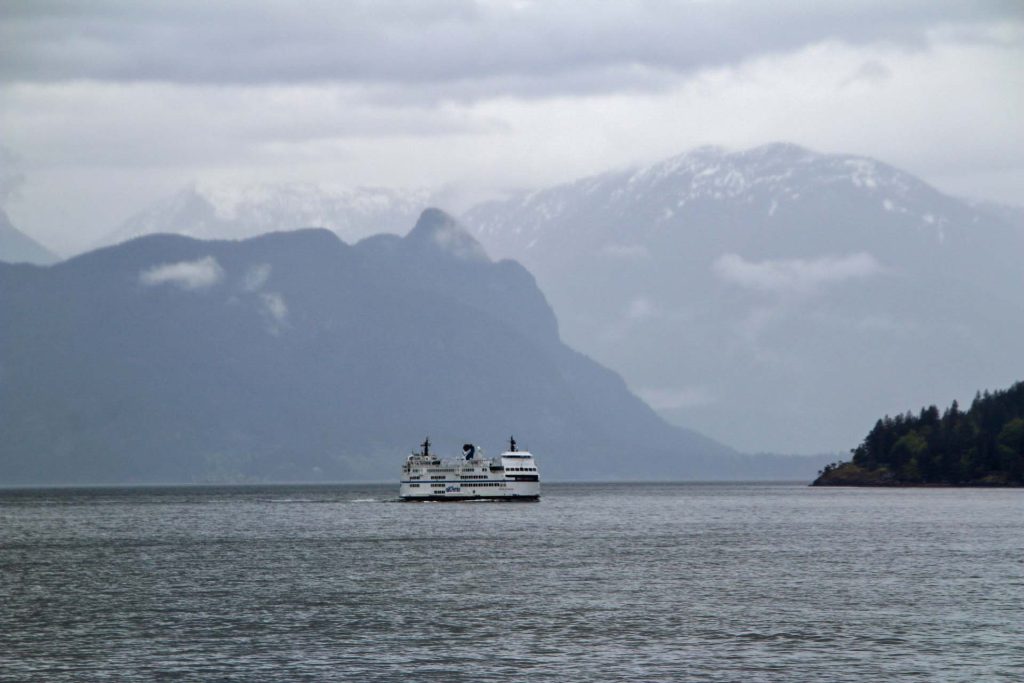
[509,435,517,452]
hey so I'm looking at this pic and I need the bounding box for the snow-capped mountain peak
[464,142,985,253]
[625,142,917,204]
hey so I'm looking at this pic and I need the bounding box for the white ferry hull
[399,481,540,502]
[399,438,540,502]
[400,492,539,502]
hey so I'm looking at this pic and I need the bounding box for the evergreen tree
[815,381,1024,486]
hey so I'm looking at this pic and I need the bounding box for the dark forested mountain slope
[0,209,825,484]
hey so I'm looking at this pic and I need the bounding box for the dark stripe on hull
[400,494,540,503]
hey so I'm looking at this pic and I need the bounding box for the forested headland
[813,381,1024,486]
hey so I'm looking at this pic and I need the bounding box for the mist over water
[1,483,1020,681]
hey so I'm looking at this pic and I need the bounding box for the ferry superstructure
[399,437,540,501]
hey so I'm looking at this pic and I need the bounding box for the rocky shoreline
[811,462,1021,487]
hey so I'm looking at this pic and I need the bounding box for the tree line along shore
[813,381,1024,487]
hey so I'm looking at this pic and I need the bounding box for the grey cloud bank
[3,1,1017,93]
[1,1,1021,253]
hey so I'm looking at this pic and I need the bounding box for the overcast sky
[1,0,1022,253]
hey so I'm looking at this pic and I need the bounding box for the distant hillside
[462,143,1024,455]
[0,209,59,265]
[0,209,826,485]
[814,382,1024,486]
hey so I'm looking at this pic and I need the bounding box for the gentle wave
[2,482,1020,682]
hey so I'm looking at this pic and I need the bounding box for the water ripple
[1,483,1021,681]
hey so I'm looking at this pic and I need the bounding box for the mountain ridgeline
[463,143,1024,456]
[59,144,1024,458]
[814,382,1024,486]
[0,209,826,485]
[97,183,432,248]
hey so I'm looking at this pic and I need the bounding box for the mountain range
[0,209,823,485]
[463,143,1024,453]
[8,142,1021,458]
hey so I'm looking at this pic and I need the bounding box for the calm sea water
[0,483,1020,681]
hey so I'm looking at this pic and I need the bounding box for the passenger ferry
[399,437,540,501]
